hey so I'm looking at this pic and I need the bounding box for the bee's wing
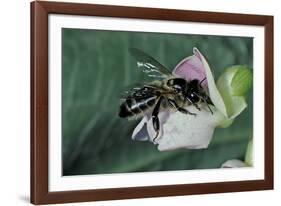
[120,83,144,99]
[120,83,161,100]
[129,48,173,79]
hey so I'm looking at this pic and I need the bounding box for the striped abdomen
[119,95,158,118]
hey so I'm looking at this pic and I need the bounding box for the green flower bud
[216,65,253,119]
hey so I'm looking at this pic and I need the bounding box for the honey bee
[119,48,213,141]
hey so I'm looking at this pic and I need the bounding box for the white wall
[0,0,279,205]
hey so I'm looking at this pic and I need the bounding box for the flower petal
[154,106,219,151]
[173,49,207,89]
[132,115,150,141]
[221,159,247,168]
[194,48,228,117]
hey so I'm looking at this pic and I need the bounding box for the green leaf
[231,66,253,96]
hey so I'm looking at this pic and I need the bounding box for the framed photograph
[30,1,274,204]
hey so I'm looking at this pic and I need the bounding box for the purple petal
[173,48,208,89]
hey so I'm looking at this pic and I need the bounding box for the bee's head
[167,78,187,94]
[186,79,201,103]
[186,79,214,114]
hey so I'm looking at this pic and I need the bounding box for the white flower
[221,159,247,168]
[132,48,252,151]
[221,139,253,168]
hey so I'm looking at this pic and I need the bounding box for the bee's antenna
[199,77,207,86]
[205,100,213,115]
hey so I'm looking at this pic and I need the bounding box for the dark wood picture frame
[31,0,274,204]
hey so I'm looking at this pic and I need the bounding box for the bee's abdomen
[119,96,157,118]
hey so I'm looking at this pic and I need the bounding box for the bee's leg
[168,99,196,116]
[152,96,164,142]
[199,94,214,115]
[204,96,214,115]
[194,103,201,111]
[194,92,214,115]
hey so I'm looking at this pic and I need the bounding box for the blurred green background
[62,28,253,176]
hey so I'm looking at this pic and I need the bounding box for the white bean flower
[132,48,252,151]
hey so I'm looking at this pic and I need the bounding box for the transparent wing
[120,83,144,99]
[120,83,162,100]
[129,48,173,79]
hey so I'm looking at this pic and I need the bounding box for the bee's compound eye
[189,92,200,103]
[173,85,181,93]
